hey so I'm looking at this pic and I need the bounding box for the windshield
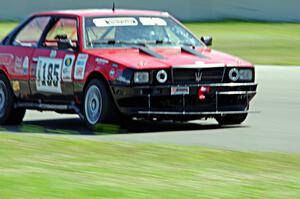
[84,16,204,48]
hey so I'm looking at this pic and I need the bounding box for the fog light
[200,86,210,93]
[239,69,253,81]
[198,86,211,101]
[134,72,149,84]
[199,94,206,100]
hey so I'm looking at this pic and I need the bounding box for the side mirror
[201,36,213,46]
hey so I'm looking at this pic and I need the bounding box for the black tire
[215,113,248,126]
[0,74,26,125]
[6,108,26,125]
[83,78,120,130]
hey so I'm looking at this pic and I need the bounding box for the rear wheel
[215,114,248,125]
[0,74,26,125]
[83,79,120,130]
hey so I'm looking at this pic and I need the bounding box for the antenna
[112,2,116,12]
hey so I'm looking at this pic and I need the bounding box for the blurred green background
[1,21,300,65]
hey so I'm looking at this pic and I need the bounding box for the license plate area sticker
[171,86,189,95]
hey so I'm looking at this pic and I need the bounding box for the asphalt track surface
[1,66,300,152]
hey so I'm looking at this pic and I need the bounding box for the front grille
[172,67,225,84]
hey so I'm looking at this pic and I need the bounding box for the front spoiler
[138,90,257,116]
[138,110,258,116]
[112,82,258,117]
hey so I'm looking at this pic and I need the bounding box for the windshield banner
[93,17,138,27]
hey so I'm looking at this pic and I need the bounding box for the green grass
[0,21,18,38]
[185,21,300,65]
[0,133,299,198]
[1,21,300,65]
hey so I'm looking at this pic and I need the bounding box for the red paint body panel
[0,46,33,81]
[84,48,252,70]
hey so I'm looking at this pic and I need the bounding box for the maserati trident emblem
[195,71,202,82]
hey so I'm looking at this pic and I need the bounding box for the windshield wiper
[92,40,165,59]
[93,39,196,48]
[92,39,205,59]
[92,39,155,47]
[155,40,196,48]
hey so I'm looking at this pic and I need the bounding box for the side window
[43,18,78,51]
[86,26,116,42]
[13,17,50,47]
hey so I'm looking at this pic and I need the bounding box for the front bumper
[111,82,257,118]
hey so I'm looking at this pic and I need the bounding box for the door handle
[32,57,38,63]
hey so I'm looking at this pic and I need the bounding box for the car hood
[85,47,253,69]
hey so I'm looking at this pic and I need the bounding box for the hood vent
[138,46,165,59]
[181,46,207,59]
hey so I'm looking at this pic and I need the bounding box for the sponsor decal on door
[62,55,75,82]
[74,54,88,80]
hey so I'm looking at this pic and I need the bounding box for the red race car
[0,9,257,129]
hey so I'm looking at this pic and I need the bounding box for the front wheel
[215,113,248,126]
[83,79,120,130]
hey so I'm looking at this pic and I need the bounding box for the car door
[29,17,79,103]
[3,16,51,100]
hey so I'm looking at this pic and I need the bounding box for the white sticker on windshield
[93,17,138,27]
[139,17,167,26]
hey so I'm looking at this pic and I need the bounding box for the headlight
[156,70,168,83]
[239,69,253,81]
[228,68,239,82]
[134,72,149,84]
[228,68,253,81]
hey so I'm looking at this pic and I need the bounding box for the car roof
[32,9,169,18]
